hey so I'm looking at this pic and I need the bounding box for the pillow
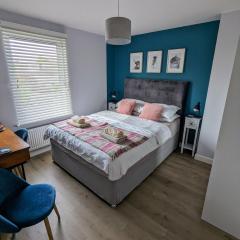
[160,104,180,119]
[160,114,180,123]
[139,103,164,121]
[117,99,145,115]
[116,99,136,115]
[134,99,145,113]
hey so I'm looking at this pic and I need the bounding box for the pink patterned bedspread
[54,118,148,160]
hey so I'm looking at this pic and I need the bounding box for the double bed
[46,78,188,206]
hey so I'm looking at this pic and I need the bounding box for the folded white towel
[67,119,90,128]
[71,115,80,121]
[71,115,85,124]
[100,132,127,144]
[104,127,124,138]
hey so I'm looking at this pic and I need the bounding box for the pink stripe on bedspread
[53,119,148,160]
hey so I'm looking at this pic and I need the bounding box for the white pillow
[160,104,180,119]
[136,103,180,119]
[117,99,145,114]
[134,100,145,113]
[160,114,180,123]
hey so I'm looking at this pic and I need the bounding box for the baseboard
[194,153,213,165]
[30,145,51,157]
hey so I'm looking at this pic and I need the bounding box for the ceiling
[0,0,240,35]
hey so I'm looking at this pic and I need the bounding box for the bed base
[50,134,178,206]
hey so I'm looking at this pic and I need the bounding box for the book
[0,147,11,155]
[0,125,5,132]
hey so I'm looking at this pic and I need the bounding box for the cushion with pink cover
[139,103,164,121]
[116,99,136,115]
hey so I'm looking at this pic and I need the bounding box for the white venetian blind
[2,27,72,126]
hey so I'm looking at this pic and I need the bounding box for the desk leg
[21,164,26,180]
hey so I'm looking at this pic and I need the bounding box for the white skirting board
[30,145,51,157]
[194,153,213,165]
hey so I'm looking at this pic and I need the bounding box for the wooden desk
[0,128,30,178]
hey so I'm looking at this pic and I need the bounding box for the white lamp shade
[105,17,131,45]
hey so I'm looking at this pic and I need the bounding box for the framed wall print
[130,52,143,73]
[147,50,162,73]
[167,48,186,73]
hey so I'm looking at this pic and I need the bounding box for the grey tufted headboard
[124,78,189,115]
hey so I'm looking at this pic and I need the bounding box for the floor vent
[28,125,50,151]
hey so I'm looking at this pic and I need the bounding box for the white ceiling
[0,0,240,35]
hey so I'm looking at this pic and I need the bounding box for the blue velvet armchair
[0,169,60,239]
[15,128,28,143]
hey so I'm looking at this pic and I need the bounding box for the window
[2,27,72,126]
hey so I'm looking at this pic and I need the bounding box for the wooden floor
[2,151,236,240]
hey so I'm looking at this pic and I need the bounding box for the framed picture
[147,50,162,73]
[130,52,143,73]
[167,48,186,73]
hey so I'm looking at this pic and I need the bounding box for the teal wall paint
[107,21,219,116]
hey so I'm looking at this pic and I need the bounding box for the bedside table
[108,102,117,111]
[181,116,201,157]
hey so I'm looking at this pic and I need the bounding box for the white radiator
[28,125,50,151]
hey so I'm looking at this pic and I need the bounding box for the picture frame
[167,48,186,73]
[130,52,143,73]
[147,50,162,73]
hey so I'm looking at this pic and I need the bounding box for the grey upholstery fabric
[124,78,189,115]
[51,134,178,206]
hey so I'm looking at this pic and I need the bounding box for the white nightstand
[181,116,201,157]
[108,102,117,111]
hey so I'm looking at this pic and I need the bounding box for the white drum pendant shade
[105,17,131,45]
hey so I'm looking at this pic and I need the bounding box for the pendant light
[105,0,131,45]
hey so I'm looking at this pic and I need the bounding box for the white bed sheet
[45,111,179,180]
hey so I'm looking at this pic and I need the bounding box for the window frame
[0,22,73,128]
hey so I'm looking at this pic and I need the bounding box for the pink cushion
[116,99,136,115]
[139,103,164,121]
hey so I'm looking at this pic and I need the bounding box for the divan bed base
[50,133,178,206]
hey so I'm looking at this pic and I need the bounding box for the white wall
[0,32,17,127]
[196,10,240,161]
[66,27,106,116]
[0,9,106,129]
[202,36,240,239]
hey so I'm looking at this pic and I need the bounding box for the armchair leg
[44,217,53,240]
[54,204,60,220]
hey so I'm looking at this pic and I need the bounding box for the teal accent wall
[107,21,219,116]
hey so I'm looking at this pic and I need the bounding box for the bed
[46,78,188,206]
